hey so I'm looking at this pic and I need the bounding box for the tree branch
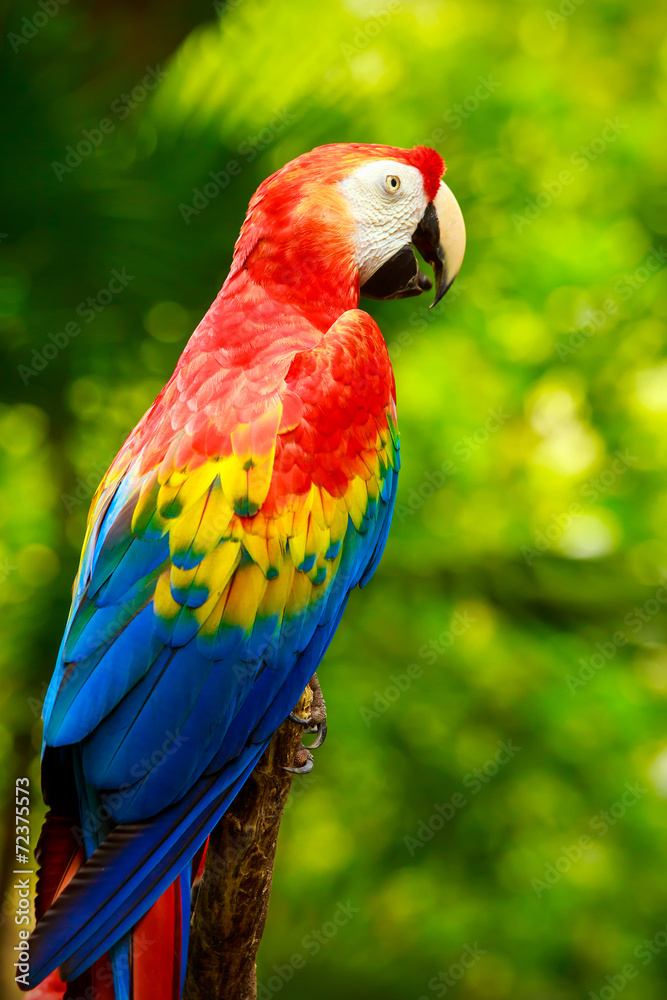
[183,684,314,1000]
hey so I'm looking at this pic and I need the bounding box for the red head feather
[238,142,446,221]
[228,143,446,309]
[400,145,447,201]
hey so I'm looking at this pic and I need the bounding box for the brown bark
[183,684,314,1000]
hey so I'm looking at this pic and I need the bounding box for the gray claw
[284,751,314,775]
[306,719,327,749]
[286,672,327,768]
[289,711,312,726]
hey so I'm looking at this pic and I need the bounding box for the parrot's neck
[221,265,359,336]
[221,191,361,334]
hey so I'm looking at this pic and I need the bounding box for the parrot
[23,142,465,1000]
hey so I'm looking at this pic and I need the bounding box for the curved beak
[412,181,466,308]
[359,181,466,307]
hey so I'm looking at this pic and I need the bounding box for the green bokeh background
[2,0,667,997]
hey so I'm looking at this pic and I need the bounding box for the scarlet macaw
[24,143,465,999]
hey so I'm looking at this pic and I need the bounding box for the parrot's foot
[289,671,327,747]
[285,672,327,773]
[284,746,314,774]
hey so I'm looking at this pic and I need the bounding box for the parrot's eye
[385,174,401,193]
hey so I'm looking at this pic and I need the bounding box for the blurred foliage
[1,0,667,997]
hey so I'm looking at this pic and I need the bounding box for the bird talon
[287,672,328,761]
[284,748,314,774]
[304,672,327,748]
[304,719,327,749]
[288,711,313,726]
[288,718,326,751]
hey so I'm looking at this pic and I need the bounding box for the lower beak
[359,181,466,307]
[412,181,466,307]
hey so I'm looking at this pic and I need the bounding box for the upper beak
[411,181,466,308]
[359,181,466,307]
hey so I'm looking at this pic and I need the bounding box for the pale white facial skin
[338,160,430,284]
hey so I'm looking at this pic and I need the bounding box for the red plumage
[26,142,454,1000]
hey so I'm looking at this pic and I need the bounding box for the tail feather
[34,812,85,921]
[29,774,201,999]
[24,965,115,1000]
[27,812,116,1000]
[28,862,191,1000]
[131,868,190,999]
[63,954,116,1000]
[25,741,268,990]
[25,971,67,1000]
[109,937,131,1000]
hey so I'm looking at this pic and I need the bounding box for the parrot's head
[229,143,465,319]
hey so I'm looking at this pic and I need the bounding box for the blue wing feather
[30,345,400,994]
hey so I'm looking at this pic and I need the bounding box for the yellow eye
[386,174,401,192]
